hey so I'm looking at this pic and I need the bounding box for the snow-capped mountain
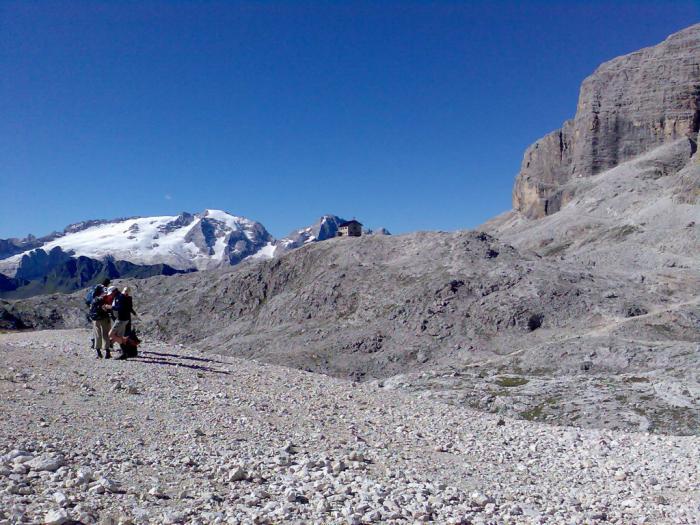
[275,215,348,256]
[0,210,273,277]
[0,211,380,300]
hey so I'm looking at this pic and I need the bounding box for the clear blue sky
[1,1,698,239]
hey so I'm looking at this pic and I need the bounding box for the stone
[3,450,30,462]
[470,491,494,507]
[76,466,93,484]
[149,486,168,498]
[11,454,34,464]
[44,509,70,525]
[347,450,365,462]
[653,495,669,505]
[27,454,64,472]
[228,467,248,482]
[98,477,121,493]
[53,491,69,507]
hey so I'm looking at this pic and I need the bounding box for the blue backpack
[85,285,99,306]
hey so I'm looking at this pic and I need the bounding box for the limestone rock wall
[514,24,700,219]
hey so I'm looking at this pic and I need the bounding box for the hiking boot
[115,352,128,361]
[96,349,103,358]
[105,350,112,359]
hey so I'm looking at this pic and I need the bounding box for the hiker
[102,285,121,354]
[89,285,112,359]
[109,286,138,360]
[85,279,112,350]
[104,285,120,308]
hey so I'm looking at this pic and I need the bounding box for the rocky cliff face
[514,24,700,219]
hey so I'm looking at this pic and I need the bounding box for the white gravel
[1,329,699,524]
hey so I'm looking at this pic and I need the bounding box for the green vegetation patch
[606,224,642,240]
[520,404,544,421]
[541,241,573,257]
[495,376,529,388]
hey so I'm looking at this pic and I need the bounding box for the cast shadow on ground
[141,349,227,365]
[132,353,231,375]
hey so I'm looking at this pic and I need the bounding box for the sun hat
[122,286,131,295]
[107,286,117,294]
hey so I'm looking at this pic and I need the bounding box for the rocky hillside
[0,232,645,372]
[5,227,698,434]
[486,139,700,274]
[513,23,700,219]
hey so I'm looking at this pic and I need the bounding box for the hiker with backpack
[85,279,112,353]
[89,285,113,358]
[109,286,139,360]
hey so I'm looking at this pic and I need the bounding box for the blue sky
[1,1,698,239]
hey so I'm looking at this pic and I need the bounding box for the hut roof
[338,220,363,227]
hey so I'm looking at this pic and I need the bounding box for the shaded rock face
[158,212,195,234]
[15,247,73,281]
[0,273,26,293]
[514,24,700,219]
[223,222,273,265]
[0,303,28,329]
[0,251,188,300]
[184,218,218,256]
[0,238,44,261]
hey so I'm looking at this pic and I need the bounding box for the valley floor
[1,330,698,524]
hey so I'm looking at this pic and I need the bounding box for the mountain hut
[337,220,363,237]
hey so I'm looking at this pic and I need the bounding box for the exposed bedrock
[514,23,700,218]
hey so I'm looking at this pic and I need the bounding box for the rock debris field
[1,330,699,525]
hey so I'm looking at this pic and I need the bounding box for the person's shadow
[141,349,227,365]
[132,350,231,375]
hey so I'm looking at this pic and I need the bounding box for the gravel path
[1,330,698,524]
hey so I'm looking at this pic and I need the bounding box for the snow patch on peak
[250,242,277,259]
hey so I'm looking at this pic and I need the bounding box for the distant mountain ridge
[0,209,274,275]
[0,210,388,298]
